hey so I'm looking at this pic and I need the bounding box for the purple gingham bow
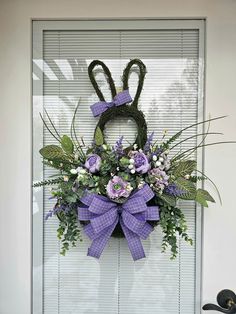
[90,90,132,117]
[78,184,159,261]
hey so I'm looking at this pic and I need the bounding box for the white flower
[60,163,63,167]
[63,175,69,182]
[126,184,133,192]
[185,174,190,179]
[129,158,135,164]
[130,169,136,174]
[152,155,157,161]
[116,167,120,171]
[138,181,145,189]
[70,169,78,174]
[133,144,138,150]
[159,157,164,162]
[76,166,82,173]
[155,161,161,167]
[79,169,87,174]
[102,144,108,151]
[128,164,134,169]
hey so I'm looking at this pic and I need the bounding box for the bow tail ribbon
[120,219,146,261]
[86,218,119,259]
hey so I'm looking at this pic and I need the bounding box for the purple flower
[106,176,132,200]
[155,147,163,156]
[165,183,185,197]
[131,151,150,174]
[45,203,69,220]
[149,168,169,191]
[143,132,154,153]
[85,154,101,173]
[113,136,124,156]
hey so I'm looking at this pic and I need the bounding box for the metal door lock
[203,289,236,313]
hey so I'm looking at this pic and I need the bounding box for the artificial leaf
[173,160,197,178]
[61,135,74,154]
[159,193,176,207]
[197,189,215,202]
[65,194,78,203]
[39,145,64,160]
[94,127,104,146]
[195,189,215,207]
[174,177,196,199]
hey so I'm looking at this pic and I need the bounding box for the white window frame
[32,18,205,314]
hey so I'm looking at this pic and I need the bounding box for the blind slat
[39,27,200,314]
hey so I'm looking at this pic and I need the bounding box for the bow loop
[89,197,114,215]
[91,207,117,234]
[121,211,153,239]
[90,90,132,117]
[123,196,147,214]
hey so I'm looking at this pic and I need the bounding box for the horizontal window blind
[33,23,202,314]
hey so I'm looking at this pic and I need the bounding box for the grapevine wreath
[34,59,232,260]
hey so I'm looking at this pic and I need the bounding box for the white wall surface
[0,1,236,313]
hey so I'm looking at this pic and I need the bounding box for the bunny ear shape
[122,59,147,108]
[88,60,117,101]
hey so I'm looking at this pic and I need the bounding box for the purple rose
[85,154,101,173]
[132,151,150,174]
[149,168,169,191]
[106,176,131,200]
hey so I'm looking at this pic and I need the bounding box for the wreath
[34,59,231,260]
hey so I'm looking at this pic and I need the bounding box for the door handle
[203,290,236,313]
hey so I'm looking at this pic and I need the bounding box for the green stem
[170,132,223,151]
[165,115,227,146]
[44,109,61,139]
[40,113,61,143]
[173,141,236,162]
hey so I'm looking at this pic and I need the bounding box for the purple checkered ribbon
[90,90,132,117]
[78,184,159,261]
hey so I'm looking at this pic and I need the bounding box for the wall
[0,0,236,313]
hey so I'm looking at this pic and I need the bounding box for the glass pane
[33,24,202,314]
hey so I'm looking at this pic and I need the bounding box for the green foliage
[57,209,82,256]
[158,200,193,259]
[43,160,74,173]
[189,175,205,183]
[33,177,63,187]
[174,177,196,199]
[39,145,64,160]
[119,157,130,166]
[164,130,182,147]
[98,179,107,195]
[100,160,112,176]
[172,160,197,178]
[94,127,104,146]
[158,193,176,207]
[61,135,74,154]
[195,189,215,207]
